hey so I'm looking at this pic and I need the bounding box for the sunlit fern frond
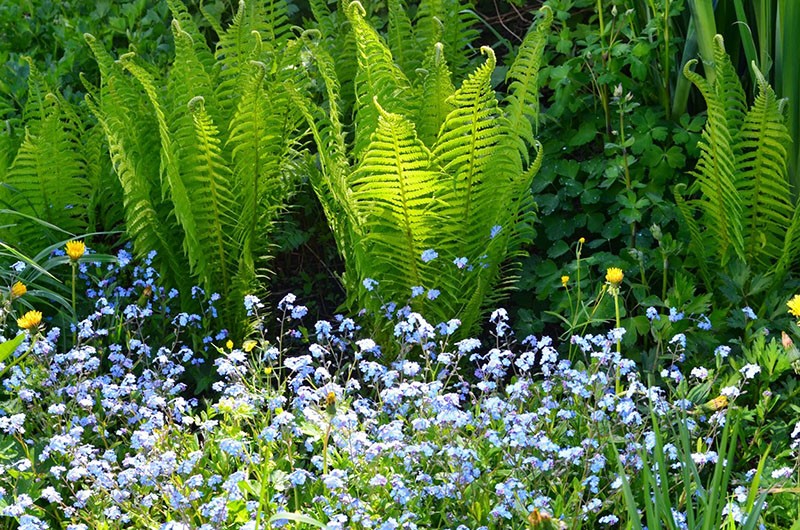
[119,54,196,262]
[348,99,447,314]
[85,93,191,293]
[415,43,455,147]
[736,64,794,269]
[169,21,222,134]
[433,47,502,234]
[347,0,414,162]
[165,0,216,72]
[386,0,422,80]
[712,35,747,146]
[180,96,239,296]
[505,5,553,144]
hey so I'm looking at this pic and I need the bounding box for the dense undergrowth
[2,0,800,528]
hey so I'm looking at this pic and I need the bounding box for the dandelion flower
[11,281,26,298]
[65,240,86,261]
[17,310,42,330]
[560,275,569,287]
[787,294,800,318]
[605,267,624,285]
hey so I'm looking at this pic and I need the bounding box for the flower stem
[613,290,622,394]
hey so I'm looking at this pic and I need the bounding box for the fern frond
[433,47,501,229]
[712,35,747,142]
[1,94,87,249]
[119,54,198,258]
[386,0,421,79]
[348,99,445,310]
[347,0,414,161]
[736,64,794,268]
[505,6,553,142]
[415,0,479,78]
[181,96,238,294]
[169,21,222,133]
[165,0,216,72]
[228,61,299,288]
[684,47,745,265]
[416,43,455,147]
[85,94,190,292]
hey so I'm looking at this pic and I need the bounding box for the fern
[0,86,88,251]
[680,35,800,291]
[414,0,479,79]
[683,38,745,265]
[299,3,552,335]
[87,0,304,334]
[415,43,455,147]
[348,100,443,306]
[347,1,415,161]
[737,66,794,270]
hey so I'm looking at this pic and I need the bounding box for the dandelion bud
[11,281,26,299]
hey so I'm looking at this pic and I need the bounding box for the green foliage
[86,0,306,333]
[617,409,769,530]
[0,62,124,253]
[513,0,702,337]
[294,1,552,335]
[676,36,798,289]
[0,0,176,110]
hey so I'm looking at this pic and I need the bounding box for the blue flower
[362,278,378,292]
[421,249,438,263]
[490,224,502,238]
[453,257,468,269]
[742,306,757,320]
[668,307,684,322]
[645,307,660,321]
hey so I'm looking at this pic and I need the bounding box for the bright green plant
[617,407,769,530]
[293,1,552,334]
[85,0,306,332]
[0,61,123,252]
[675,35,798,291]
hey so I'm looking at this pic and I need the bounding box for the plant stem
[613,289,622,394]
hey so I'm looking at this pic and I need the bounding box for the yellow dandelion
[325,391,337,407]
[17,310,42,330]
[787,294,800,318]
[605,267,624,285]
[65,240,86,261]
[226,339,234,350]
[560,275,569,287]
[11,281,27,299]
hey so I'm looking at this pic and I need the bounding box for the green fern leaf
[684,42,745,265]
[348,98,445,311]
[736,64,794,268]
[416,43,455,147]
[347,0,414,161]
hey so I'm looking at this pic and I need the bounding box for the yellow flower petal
[65,240,86,261]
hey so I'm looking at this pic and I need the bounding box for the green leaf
[0,333,26,365]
